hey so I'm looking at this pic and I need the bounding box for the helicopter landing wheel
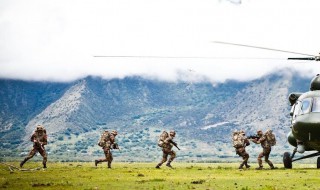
[283,152,292,169]
[317,157,320,169]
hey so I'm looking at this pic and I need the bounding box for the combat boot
[238,164,244,169]
[20,159,27,168]
[255,166,263,170]
[94,160,99,167]
[270,165,276,169]
[107,162,111,169]
[166,162,173,168]
[43,163,47,169]
[155,164,161,169]
[245,164,251,169]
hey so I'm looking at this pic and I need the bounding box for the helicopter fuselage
[288,90,320,151]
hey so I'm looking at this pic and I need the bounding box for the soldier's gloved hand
[113,144,119,149]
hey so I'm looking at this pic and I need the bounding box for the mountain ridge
[0,71,312,161]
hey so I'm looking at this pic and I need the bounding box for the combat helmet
[257,130,263,136]
[239,130,246,136]
[36,125,44,132]
[111,130,118,136]
[169,130,176,137]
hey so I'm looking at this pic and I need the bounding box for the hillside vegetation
[0,70,312,161]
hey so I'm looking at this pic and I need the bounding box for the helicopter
[284,74,320,168]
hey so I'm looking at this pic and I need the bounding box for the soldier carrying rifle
[249,130,276,170]
[20,125,48,168]
[95,130,119,168]
[156,130,179,169]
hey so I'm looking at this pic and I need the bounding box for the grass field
[0,162,319,190]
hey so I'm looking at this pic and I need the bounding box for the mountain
[0,80,71,147]
[0,70,312,162]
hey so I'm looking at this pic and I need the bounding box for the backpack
[158,131,169,148]
[232,131,244,148]
[265,130,276,146]
[98,131,110,147]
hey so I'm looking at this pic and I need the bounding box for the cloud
[0,0,319,82]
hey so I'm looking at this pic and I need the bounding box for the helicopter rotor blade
[94,41,319,61]
[93,55,285,60]
[93,55,223,59]
[213,41,315,57]
[287,57,316,61]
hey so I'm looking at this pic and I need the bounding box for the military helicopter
[284,74,320,168]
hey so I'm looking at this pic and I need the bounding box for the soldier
[95,130,119,168]
[251,130,275,170]
[156,130,178,169]
[20,125,48,168]
[234,130,250,169]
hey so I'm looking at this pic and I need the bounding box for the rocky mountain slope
[0,70,312,162]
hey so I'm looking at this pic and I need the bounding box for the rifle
[35,139,44,150]
[170,140,180,150]
[113,143,121,152]
[247,135,260,141]
[34,138,44,151]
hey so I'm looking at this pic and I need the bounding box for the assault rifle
[170,140,180,150]
[34,139,44,151]
[247,135,260,141]
[113,143,121,152]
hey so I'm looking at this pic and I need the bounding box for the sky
[0,0,319,83]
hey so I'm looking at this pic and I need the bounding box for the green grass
[0,162,319,190]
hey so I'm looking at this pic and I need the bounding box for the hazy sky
[1,0,319,82]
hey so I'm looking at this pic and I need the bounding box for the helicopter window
[312,97,320,112]
[300,98,312,114]
[293,101,301,117]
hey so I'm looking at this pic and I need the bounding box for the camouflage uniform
[95,130,118,168]
[156,130,177,168]
[235,131,250,169]
[20,125,48,168]
[253,130,275,170]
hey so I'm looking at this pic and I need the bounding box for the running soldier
[156,130,179,169]
[233,130,250,169]
[20,125,48,168]
[95,130,119,168]
[251,130,275,170]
